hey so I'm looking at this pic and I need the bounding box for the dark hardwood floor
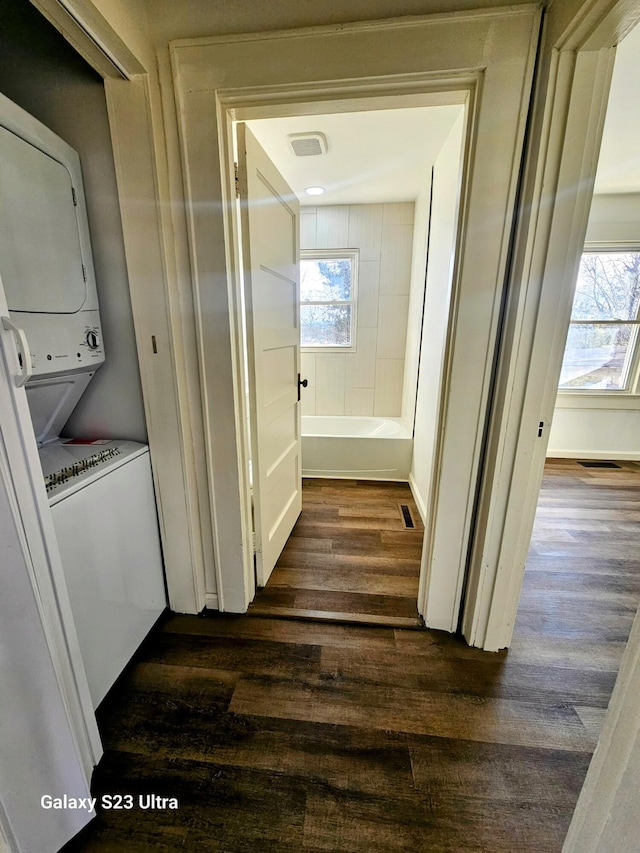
[63,461,640,852]
[248,479,424,627]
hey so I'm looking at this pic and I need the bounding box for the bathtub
[301,416,413,480]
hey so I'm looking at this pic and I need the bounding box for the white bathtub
[301,416,413,480]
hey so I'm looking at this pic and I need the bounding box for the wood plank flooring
[248,479,424,627]
[62,461,640,852]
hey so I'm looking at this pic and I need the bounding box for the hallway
[63,460,640,852]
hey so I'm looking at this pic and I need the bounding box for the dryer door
[0,125,87,314]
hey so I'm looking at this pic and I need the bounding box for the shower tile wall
[300,202,414,417]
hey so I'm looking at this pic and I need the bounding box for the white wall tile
[302,204,411,419]
[316,354,346,415]
[348,204,383,260]
[300,210,317,250]
[316,206,350,248]
[376,295,410,359]
[345,327,377,389]
[300,352,316,387]
[345,388,375,416]
[383,202,415,225]
[301,385,316,416]
[374,359,405,416]
[356,261,380,328]
[380,224,414,295]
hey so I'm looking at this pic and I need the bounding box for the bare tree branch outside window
[559,252,640,390]
[300,253,357,348]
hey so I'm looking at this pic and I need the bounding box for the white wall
[584,193,640,245]
[300,203,414,417]
[410,114,464,522]
[0,0,147,442]
[548,193,640,460]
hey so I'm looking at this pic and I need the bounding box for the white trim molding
[546,449,640,460]
[408,472,427,526]
[28,0,148,78]
[463,0,640,651]
[104,76,210,614]
[170,7,541,619]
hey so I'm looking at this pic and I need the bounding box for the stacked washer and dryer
[0,93,166,708]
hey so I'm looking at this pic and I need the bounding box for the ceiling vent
[287,132,328,157]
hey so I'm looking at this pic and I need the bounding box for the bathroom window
[300,249,358,351]
[558,249,640,391]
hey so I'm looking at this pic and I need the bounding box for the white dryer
[0,93,166,708]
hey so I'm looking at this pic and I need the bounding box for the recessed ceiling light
[305,186,325,196]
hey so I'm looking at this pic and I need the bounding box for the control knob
[86,330,100,350]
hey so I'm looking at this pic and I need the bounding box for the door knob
[297,374,308,400]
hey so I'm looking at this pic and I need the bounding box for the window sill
[555,391,640,410]
[302,346,357,354]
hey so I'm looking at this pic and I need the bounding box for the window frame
[558,243,640,396]
[299,248,359,353]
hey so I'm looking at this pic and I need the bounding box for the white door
[237,123,302,586]
[0,284,100,852]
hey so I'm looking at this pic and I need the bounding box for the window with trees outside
[300,249,358,351]
[558,250,640,391]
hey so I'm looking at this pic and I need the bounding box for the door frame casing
[462,0,640,651]
[170,9,541,618]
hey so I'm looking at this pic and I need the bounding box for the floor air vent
[400,504,415,529]
[577,461,622,469]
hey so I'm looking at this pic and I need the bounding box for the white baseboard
[408,473,427,525]
[302,471,408,481]
[204,592,219,610]
[547,450,640,461]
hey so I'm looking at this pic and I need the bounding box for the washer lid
[26,372,94,446]
[0,125,87,314]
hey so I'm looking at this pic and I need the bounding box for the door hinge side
[538,420,544,438]
[235,162,240,198]
[82,264,87,282]
[71,186,77,206]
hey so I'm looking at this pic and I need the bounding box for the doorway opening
[171,11,540,621]
[233,101,466,625]
[510,16,640,743]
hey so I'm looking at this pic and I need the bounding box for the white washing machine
[41,439,166,707]
[0,93,166,708]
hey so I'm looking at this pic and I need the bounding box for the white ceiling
[594,21,640,194]
[245,19,640,204]
[246,105,464,206]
